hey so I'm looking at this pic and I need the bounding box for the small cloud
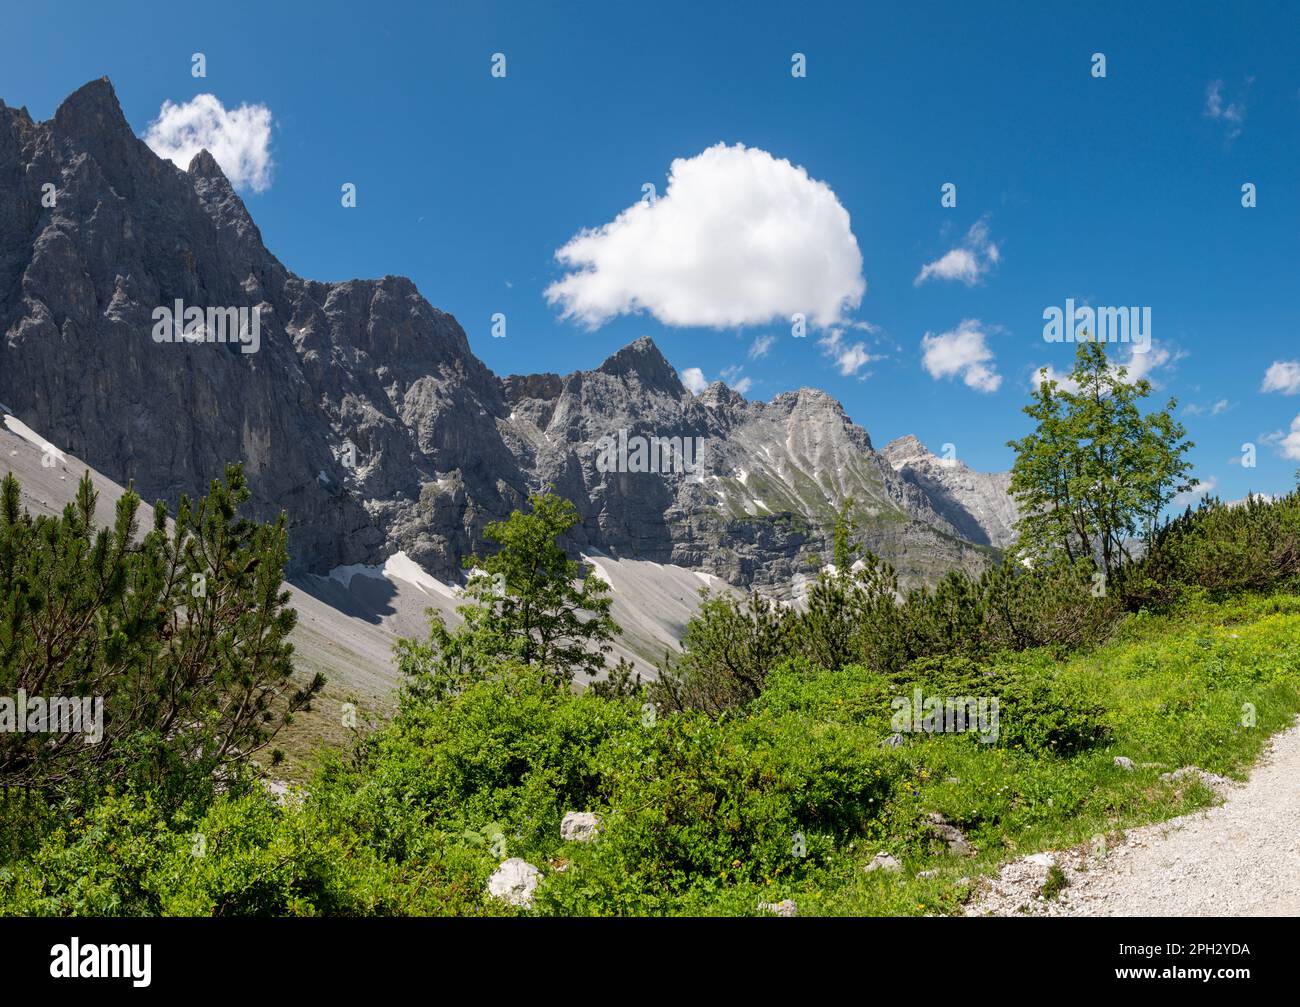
[143,94,274,192]
[748,334,776,360]
[1204,79,1246,140]
[1226,492,1274,508]
[818,328,878,378]
[1174,478,1218,508]
[921,319,1001,393]
[1029,341,1180,395]
[1117,343,1180,386]
[1261,360,1300,395]
[1028,363,1077,394]
[680,367,708,395]
[1211,398,1229,416]
[720,364,753,395]
[914,218,1000,287]
[1262,416,1300,460]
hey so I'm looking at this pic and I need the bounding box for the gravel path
[965,720,1300,916]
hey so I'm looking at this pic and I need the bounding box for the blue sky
[3,0,1299,501]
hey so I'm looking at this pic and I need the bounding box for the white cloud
[546,143,865,330]
[1226,492,1274,508]
[1028,363,1077,394]
[1174,478,1218,508]
[921,319,1001,393]
[1211,398,1229,416]
[1204,80,1245,139]
[1263,415,1300,461]
[1118,343,1178,385]
[143,94,274,192]
[1262,360,1300,394]
[914,219,1000,287]
[1029,341,1179,394]
[680,367,709,395]
[748,334,776,360]
[818,328,877,378]
[720,365,753,395]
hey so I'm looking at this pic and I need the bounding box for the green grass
[787,591,1300,916]
[4,591,1297,917]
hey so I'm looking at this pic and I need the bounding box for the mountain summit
[0,79,1014,590]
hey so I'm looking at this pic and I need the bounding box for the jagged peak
[187,148,223,179]
[53,77,129,135]
[884,434,929,459]
[596,336,682,393]
[884,435,954,472]
[699,380,746,408]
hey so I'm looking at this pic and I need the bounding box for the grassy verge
[797,591,1300,916]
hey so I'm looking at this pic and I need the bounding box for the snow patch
[2,415,65,463]
[328,550,458,599]
[583,554,614,586]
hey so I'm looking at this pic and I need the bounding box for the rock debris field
[965,720,1300,916]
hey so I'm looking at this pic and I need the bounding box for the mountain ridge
[0,78,1016,594]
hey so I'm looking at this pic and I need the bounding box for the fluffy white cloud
[546,143,865,330]
[1263,415,1300,461]
[1261,360,1300,394]
[143,94,274,193]
[1174,478,1218,508]
[1028,342,1179,394]
[921,319,1001,393]
[818,328,877,378]
[1118,343,1177,385]
[748,334,776,360]
[680,367,708,395]
[1211,398,1229,416]
[914,219,1000,287]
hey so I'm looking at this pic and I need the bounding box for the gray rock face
[883,435,1018,550]
[505,340,998,594]
[0,78,1012,593]
[0,79,524,577]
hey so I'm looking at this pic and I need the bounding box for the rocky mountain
[0,78,1014,599]
[883,435,1018,550]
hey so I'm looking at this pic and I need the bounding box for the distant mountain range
[0,78,1017,605]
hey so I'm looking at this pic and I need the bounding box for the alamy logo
[1043,299,1150,354]
[595,428,705,479]
[0,690,103,743]
[890,688,999,743]
[151,299,261,354]
[50,939,151,987]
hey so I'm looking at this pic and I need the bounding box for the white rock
[1113,756,1135,771]
[487,858,541,907]
[1025,853,1056,868]
[757,899,797,917]
[560,811,602,843]
[865,852,902,873]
